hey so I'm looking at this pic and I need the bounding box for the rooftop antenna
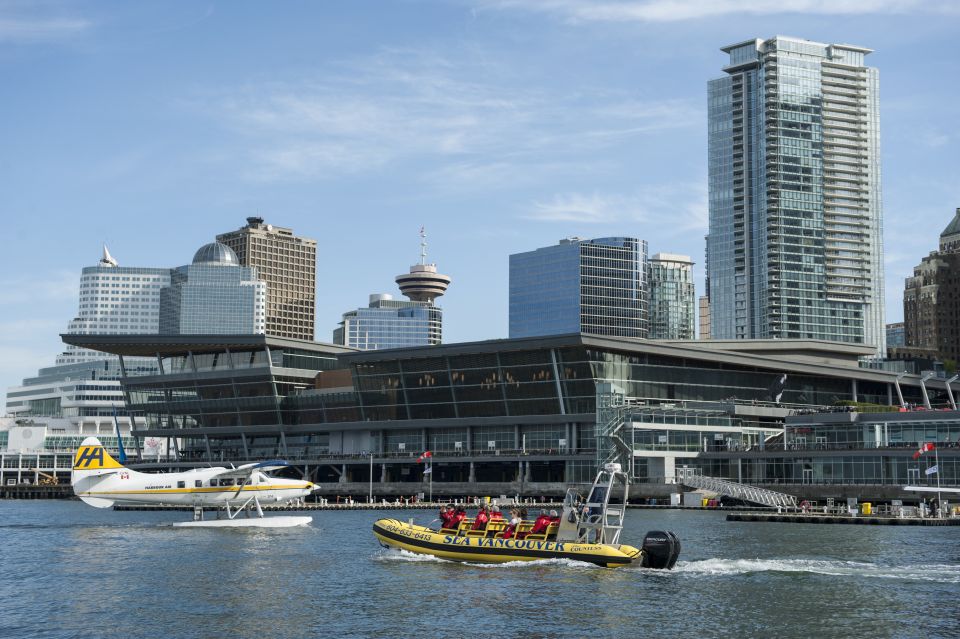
[419,226,427,266]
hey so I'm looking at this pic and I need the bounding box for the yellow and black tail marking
[73,445,123,470]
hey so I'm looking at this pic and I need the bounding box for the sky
[1,0,958,407]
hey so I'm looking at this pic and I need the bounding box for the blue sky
[1,0,958,406]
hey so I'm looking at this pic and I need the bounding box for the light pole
[920,372,935,410]
[894,373,906,409]
[944,375,959,411]
[368,451,374,504]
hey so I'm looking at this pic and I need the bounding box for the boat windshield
[563,488,581,507]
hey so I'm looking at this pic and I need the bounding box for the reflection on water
[1,502,958,639]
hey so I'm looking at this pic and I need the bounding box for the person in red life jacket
[489,505,504,520]
[548,509,560,524]
[502,508,522,539]
[439,504,457,529]
[453,505,468,528]
[528,510,551,536]
[472,505,490,531]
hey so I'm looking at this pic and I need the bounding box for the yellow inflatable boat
[373,464,681,569]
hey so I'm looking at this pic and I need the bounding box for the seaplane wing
[904,485,960,494]
[210,460,292,480]
[71,438,316,528]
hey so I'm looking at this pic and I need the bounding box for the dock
[726,512,960,526]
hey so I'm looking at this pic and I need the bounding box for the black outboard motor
[640,530,681,570]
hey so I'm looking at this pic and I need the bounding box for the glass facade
[333,294,442,350]
[707,37,885,355]
[648,253,696,339]
[509,237,649,339]
[159,244,266,335]
[689,411,960,487]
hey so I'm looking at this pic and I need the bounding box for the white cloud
[526,182,708,232]
[0,16,90,43]
[205,48,701,182]
[472,0,960,22]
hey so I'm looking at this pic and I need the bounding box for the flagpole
[429,460,433,504]
[936,446,942,518]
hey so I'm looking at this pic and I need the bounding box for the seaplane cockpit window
[177,481,185,489]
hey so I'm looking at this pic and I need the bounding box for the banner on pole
[925,465,939,476]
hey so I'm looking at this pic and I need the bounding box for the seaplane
[71,436,318,528]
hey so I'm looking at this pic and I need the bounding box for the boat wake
[669,558,960,583]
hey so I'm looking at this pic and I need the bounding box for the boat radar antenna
[419,226,427,266]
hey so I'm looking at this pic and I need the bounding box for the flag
[768,374,787,403]
[925,465,939,476]
[417,451,432,463]
[913,442,936,460]
[422,465,433,475]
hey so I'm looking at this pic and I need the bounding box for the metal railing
[678,472,798,509]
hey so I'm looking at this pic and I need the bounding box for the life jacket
[530,515,551,534]
[490,511,504,520]
[472,511,489,530]
[454,511,467,525]
[440,511,456,528]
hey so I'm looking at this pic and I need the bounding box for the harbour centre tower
[706,37,884,355]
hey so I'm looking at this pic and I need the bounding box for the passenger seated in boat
[454,505,468,527]
[528,510,551,536]
[548,509,560,524]
[439,505,458,529]
[502,508,522,539]
[472,505,490,530]
[489,505,503,520]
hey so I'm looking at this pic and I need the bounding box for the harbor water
[1,501,958,639]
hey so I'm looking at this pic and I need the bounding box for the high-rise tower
[56,246,171,365]
[648,253,696,340]
[217,218,317,340]
[706,36,884,354]
[395,228,451,303]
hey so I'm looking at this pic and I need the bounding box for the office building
[510,237,648,339]
[885,322,905,349]
[903,208,960,363]
[333,294,443,350]
[159,242,266,335]
[5,246,166,465]
[217,218,317,340]
[706,36,885,355]
[56,246,171,365]
[648,253,696,340]
[699,296,711,340]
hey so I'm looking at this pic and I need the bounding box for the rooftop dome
[192,242,239,265]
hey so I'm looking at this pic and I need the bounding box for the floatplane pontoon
[373,463,681,569]
[71,437,317,528]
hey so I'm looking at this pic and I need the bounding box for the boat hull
[373,518,642,568]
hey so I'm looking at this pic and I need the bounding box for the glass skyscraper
[509,237,648,339]
[159,242,266,335]
[648,253,695,340]
[333,294,442,350]
[706,36,884,355]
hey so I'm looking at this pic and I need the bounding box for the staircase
[679,473,798,509]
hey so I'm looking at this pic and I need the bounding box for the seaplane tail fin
[71,436,123,508]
